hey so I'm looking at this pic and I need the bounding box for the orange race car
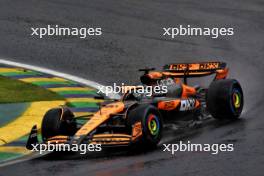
[26,62,244,150]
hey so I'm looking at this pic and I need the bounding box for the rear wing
[162,62,228,83]
[163,62,226,73]
[140,62,228,85]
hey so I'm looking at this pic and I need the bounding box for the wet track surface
[0,0,264,175]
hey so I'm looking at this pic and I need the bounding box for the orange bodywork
[146,71,163,79]
[215,68,229,80]
[195,100,200,108]
[158,98,200,111]
[75,102,125,136]
[47,135,68,144]
[45,102,144,145]
[33,61,230,148]
[131,122,143,141]
[162,71,213,77]
[146,71,214,79]
[90,134,131,145]
[158,100,181,111]
[168,62,220,71]
[144,62,227,80]
[143,70,227,82]
[181,84,196,98]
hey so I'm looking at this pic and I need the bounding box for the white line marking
[0,58,120,99]
[0,58,120,167]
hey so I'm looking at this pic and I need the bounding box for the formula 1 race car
[26,62,244,150]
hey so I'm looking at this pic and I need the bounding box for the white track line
[0,58,120,167]
[0,58,119,99]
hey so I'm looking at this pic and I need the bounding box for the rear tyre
[41,107,77,141]
[206,79,243,120]
[127,105,163,148]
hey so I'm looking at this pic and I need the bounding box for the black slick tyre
[206,79,244,120]
[127,104,163,148]
[41,107,77,141]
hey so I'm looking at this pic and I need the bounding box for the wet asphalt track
[0,0,264,175]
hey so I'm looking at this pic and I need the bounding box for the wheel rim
[232,89,241,109]
[147,114,160,136]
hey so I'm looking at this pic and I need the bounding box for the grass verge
[0,76,64,103]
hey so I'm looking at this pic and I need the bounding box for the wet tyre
[206,79,243,119]
[41,107,77,141]
[127,104,163,148]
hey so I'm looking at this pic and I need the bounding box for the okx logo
[180,99,196,111]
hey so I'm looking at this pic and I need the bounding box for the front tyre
[41,107,77,141]
[206,79,244,120]
[127,105,163,148]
